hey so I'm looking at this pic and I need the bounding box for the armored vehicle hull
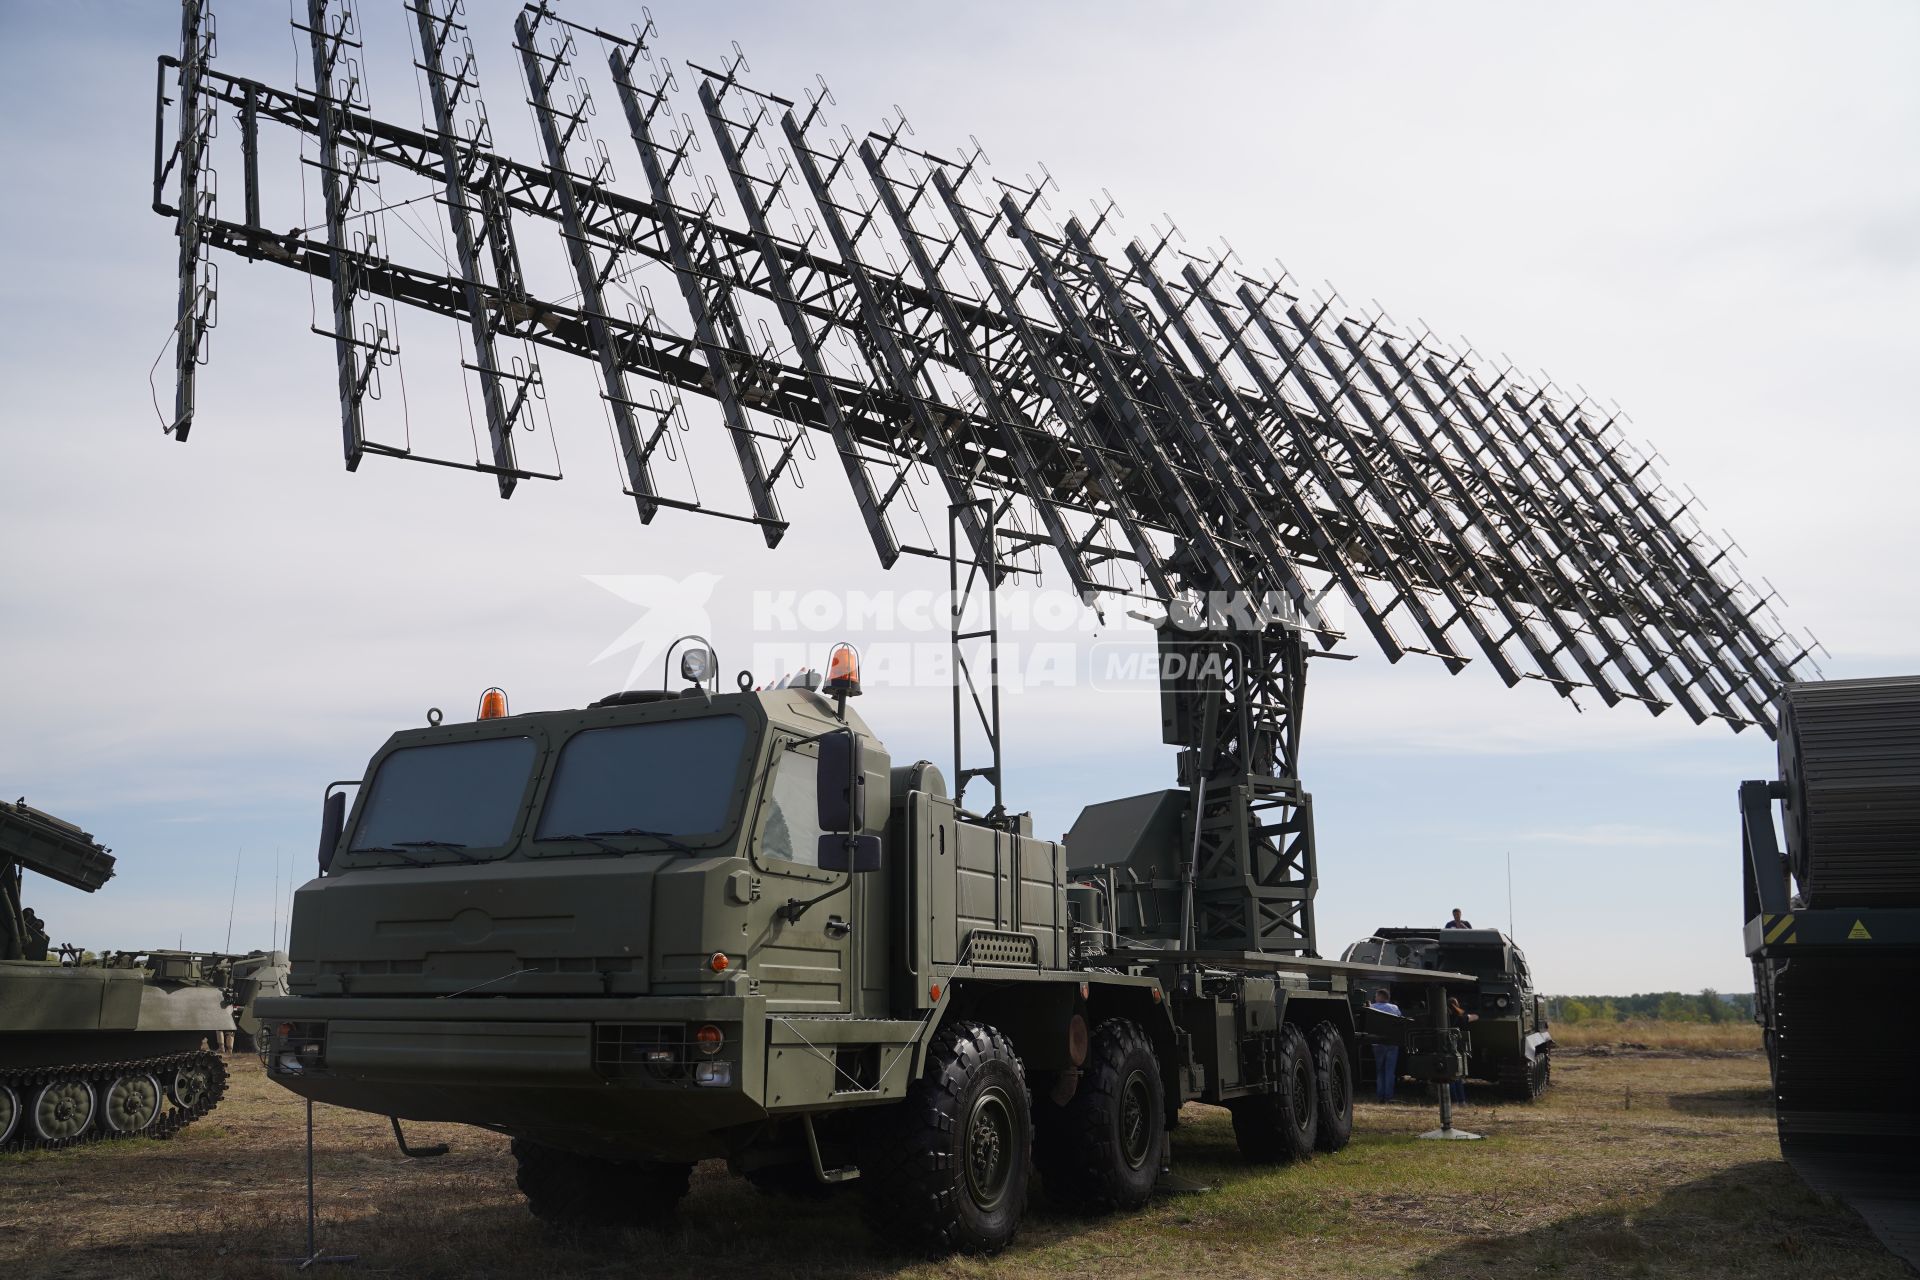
[225,950,290,1051]
[0,801,231,1150]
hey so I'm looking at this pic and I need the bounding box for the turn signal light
[478,687,509,720]
[694,1024,725,1056]
[709,952,730,973]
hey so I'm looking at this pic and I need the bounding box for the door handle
[824,915,852,939]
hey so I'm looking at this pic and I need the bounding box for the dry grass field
[0,1047,1903,1280]
[1547,1019,1760,1053]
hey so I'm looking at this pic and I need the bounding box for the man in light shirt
[1368,988,1403,1101]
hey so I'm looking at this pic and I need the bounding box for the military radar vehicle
[1741,675,1920,1265]
[260,650,1463,1254]
[1,799,231,1149]
[152,0,1820,1256]
[1342,928,1551,1099]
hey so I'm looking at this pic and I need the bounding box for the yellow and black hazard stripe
[1762,913,1797,946]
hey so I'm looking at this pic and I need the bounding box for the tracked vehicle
[1342,928,1551,1099]
[1742,675,1920,1265]
[261,650,1464,1253]
[0,800,231,1150]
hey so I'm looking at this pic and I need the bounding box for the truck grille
[593,1023,692,1083]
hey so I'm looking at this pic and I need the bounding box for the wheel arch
[1283,992,1357,1054]
[929,977,1180,1112]
[1085,982,1180,1115]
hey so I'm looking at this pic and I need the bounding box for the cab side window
[763,749,825,867]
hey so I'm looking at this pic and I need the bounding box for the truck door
[752,741,852,1013]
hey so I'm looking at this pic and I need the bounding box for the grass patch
[0,1050,1898,1279]
[1553,1019,1760,1053]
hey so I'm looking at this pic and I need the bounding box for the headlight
[1496,996,1510,1009]
[272,1022,328,1072]
[694,1062,732,1087]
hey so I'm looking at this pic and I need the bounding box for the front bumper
[256,994,766,1160]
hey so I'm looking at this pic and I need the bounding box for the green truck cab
[261,654,1443,1252]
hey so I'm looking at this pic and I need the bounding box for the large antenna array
[151,1,1819,953]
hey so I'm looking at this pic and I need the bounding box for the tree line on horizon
[1546,990,1752,1024]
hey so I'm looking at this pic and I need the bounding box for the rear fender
[1085,982,1181,1116]
[1284,994,1355,1040]
[939,979,1079,1071]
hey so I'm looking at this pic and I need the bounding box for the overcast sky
[1,1,1914,993]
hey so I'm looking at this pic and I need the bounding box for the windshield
[352,736,538,852]
[1438,946,1510,980]
[536,716,748,843]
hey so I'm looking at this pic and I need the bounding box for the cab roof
[1369,926,1516,949]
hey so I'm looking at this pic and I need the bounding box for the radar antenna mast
[150,0,1818,956]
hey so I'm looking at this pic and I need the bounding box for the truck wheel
[510,1138,692,1230]
[1307,1022,1353,1153]
[1229,1023,1318,1163]
[1037,1018,1162,1212]
[860,1020,1032,1255]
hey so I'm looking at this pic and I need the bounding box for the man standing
[1368,988,1403,1102]
[1448,996,1480,1104]
[1444,908,1472,929]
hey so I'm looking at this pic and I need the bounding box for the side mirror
[317,790,347,875]
[818,832,882,873]
[816,730,865,835]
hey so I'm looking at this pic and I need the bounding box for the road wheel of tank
[1037,1018,1163,1212]
[510,1138,693,1230]
[31,1078,96,1143]
[104,1073,163,1134]
[1307,1022,1354,1153]
[168,1064,214,1111]
[0,1084,18,1147]
[859,1020,1032,1255]
[1230,1023,1318,1163]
